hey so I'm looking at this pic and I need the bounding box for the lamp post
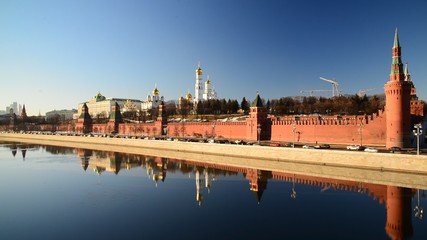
[163,124,168,138]
[292,122,296,148]
[358,119,363,147]
[413,123,423,155]
[212,123,216,139]
[414,189,424,220]
[291,174,297,199]
[257,124,261,145]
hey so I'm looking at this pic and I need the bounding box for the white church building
[194,63,217,103]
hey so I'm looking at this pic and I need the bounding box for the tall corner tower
[384,29,412,148]
[194,63,203,103]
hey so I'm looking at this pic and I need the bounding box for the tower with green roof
[155,100,168,136]
[384,29,412,148]
[246,92,271,142]
[107,101,123,134]
[76,103,92,133]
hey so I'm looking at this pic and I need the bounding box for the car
[347,145,365,151]
[302,145,315,149]
[283,142,294,147]
[314,144,330,149]
[388,146,402,153]
[364,147,378,153]
[407,148,423,154]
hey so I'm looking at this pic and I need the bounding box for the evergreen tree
[241,97,249,114]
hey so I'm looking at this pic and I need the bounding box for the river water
[0,141,426,240]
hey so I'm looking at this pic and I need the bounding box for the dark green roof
[109,102,123,122]
[252,92,263,107]
[393,28,400,48]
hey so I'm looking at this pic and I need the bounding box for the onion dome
[93,92,106,102]
[196,63,203,75]
[153,87,160,96]
[186,91,193,101]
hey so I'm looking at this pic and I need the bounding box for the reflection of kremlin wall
[74,147,415,239]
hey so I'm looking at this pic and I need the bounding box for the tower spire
[390,28,403,81]
[393,28,400,48]
[404,62,411,81]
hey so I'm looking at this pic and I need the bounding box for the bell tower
[384,29,412,148]
[194,63,203,104]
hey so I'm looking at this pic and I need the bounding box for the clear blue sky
[1,0,426,115]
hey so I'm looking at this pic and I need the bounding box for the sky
[1,0,426,116]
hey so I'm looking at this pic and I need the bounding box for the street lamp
[257,124,261,145]
[291,174,297,199]
[414,189,424,220]
[413,123,423,155]
[163,124,168,138]
[212,123,216,139]
[292,122,296,148]
[358,119,364,147]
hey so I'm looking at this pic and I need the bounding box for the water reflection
[1,141,425,239]
[74,147,425,239]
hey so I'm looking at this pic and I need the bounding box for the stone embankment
[1,133,427,189]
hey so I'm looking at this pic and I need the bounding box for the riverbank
[1,133,427,188]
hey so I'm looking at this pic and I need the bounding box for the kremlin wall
[3,30,425,148]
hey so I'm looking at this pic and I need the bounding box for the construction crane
[319,77,342,97]
[300,89,333,97]
[357,88,375,97]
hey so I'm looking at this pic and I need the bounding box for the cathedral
[194,63,217,103]
[178,63,218,114]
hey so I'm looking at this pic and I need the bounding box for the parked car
[388,146,402,153]
[302,145,315,149]
[407,148,423,154]
[364,147,378,153]
[314,144,330,149]
[347,145,365,151]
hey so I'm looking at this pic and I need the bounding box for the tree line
[269,94,387,116]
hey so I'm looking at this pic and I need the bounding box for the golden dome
[186,91,193,101]
[153,87,160,95]
[196,63,203,75]
[206,79,211,85]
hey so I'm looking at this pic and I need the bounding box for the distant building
[11,102,18,115]
[5,102,19,116]
[141,86,164,115]
[74,92,142,119]
[46,109,77,121]
[74,89,165,119]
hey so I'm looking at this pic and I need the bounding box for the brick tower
[76,103,92,133]
[21,104,28,123]
[385,186,413,239]
[107,101,123,134]
[155,100,168,136]
[246,92,271,142]
[384,29,412,148]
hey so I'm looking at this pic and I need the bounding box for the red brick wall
[118,123,159,136]
[167,122,247,139]
[271,111,387,146]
